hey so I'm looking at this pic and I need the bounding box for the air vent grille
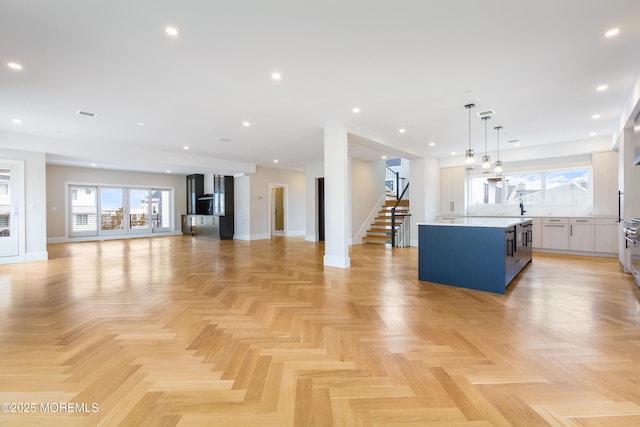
[76,110,96,117]
[476,109,495,118]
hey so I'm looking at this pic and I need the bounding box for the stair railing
[391,182,410,247]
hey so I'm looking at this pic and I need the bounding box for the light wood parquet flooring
[0,236,639,426]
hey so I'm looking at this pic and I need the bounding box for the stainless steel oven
[623,219,640,287]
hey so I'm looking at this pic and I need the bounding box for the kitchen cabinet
[569,218,595,252]
[542,218,569,250]
[186,174,207,215]
[593,151,618,216]
[530,218,542,249]
[595,218,618,254]
[440,167,465,215]
[418,218,532,294]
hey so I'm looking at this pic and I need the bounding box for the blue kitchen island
[418,218,533,294]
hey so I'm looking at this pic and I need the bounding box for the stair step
[365,235,390,243]
[368,227,396,234]
[384,199,410,207]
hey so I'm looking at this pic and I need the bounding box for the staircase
[365,195,410,245]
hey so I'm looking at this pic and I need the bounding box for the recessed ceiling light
[12,119,22,124]
[183,146,189,150]
[136,122,145,126]
[451,151,456,156]
[514,143,521,147]
[273,159,279,163]
[243,121,251,127]
[381,155,387,159]
[91,163,97,167]
[165,26,179,36]
[590,132,597,136]
[592,114,601,119]
[596,84,608,91]
[399,128,406,134]
[271,72,282,81]
[605,28,620,38]
[7,62,23,70]
[352,107,360,114]
[429,142,436,146]
[166,170,171,173]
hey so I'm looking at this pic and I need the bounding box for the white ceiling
[1,0,639,175]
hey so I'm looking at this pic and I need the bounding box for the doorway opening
[269,184,287,237]
[317,178,325,242]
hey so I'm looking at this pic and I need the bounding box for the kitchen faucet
[519,198,526,216]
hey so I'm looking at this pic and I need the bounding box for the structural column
[323,122,350,268]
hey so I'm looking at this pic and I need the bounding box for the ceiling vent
[76,110,96,117]
[508,139,519,143]
[476,109,495,118]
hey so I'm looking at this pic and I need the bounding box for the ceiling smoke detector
[476,109,495,118]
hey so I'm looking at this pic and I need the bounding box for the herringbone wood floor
[1,236,639,426]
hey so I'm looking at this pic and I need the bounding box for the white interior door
[0,164,19,257]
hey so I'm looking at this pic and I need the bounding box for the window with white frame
[68,185,173,238]
[469,167,591,206]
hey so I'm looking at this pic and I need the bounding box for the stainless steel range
[623,219,640,287]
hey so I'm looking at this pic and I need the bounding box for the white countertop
[419,217,533,228]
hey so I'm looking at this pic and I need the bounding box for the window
[469,167,591,206]
[69,184,173,238]
[505,172,543,204]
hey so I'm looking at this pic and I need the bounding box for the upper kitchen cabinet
[440,166,465,215]
[187,174,208,215]
[592,151,618,216]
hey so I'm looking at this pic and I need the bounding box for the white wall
[233,175,251,240]
[351,158,385,243]
[46,164,186,240]
[409,156,440,246]
[248,166,306,240]
[305,161,324,241]
[440,137,612,168]
[1,148,47,263]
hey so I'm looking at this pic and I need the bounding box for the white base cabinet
[595,218,619,254]
[569,218,595,252]
[542,218,569,250]
[538,217,617,254]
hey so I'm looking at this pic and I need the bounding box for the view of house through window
[69,185,173,238]
[469,167,591,206]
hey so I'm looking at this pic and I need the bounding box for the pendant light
[481,116,491,173]
[494,125,503,176]
[464,103,476,170]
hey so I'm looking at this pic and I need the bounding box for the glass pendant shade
[482,155,491,173]
[481,115,491,174]
[464,103,475,170]
[494,125,503,176]
[494,160,503,176]
[465,149,475,169]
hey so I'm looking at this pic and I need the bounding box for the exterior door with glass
[0,164,19,258]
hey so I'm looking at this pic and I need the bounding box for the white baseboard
[305,234,317,241]
[47,231,182,245]
[233,234,251,241]
[324,255,350,268]
[287,229,305,237]
[0,251,48,265]
[250,233,271,240]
